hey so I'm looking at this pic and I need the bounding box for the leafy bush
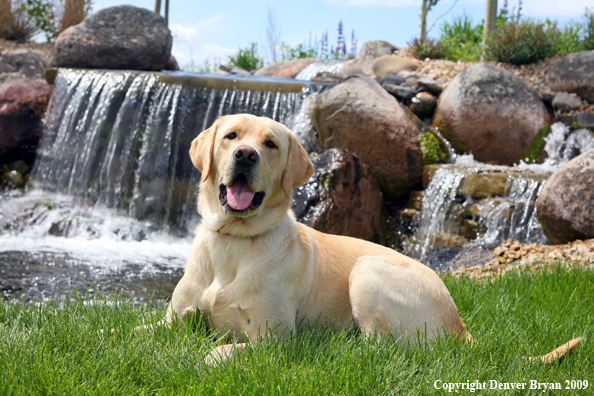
[485,19,558,65]
[552,21,584,54]
[0,0,37,41]
[229,43,263,71]
[407,37,447,60]
[27,0,92,41]
[279,42,318,61]
[581,8,594,50]
[440,14,482,61]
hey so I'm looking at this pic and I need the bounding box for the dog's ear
[282,132,314,197]
[190,121,219,181]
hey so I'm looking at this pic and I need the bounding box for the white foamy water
[0,191,192,269]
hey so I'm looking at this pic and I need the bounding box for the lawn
[0,263,592,395]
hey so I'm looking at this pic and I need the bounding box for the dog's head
[190,114,314,236]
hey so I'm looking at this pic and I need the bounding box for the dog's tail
[460,326,582,364]
[526,337,583,364]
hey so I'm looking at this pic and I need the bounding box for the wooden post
[154,0,161,15]
[481,0,498,60]
[165,0,169,26]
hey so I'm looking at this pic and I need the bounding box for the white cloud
[172,43,236,70]
[171,24,201,40]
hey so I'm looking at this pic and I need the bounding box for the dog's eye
[265,140,278,149]
[225,132,237,140]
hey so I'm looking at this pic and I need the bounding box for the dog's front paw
[204,343,246,366]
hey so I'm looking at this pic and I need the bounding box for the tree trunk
[481,0,498,60]
[420,0,429,40]
[154,0,161,15]
[164,0,169,26]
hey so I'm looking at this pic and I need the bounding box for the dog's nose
[233,145,258,166]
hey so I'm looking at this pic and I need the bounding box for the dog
[160,113,581,365]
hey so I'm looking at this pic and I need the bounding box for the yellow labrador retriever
[163,114,580,365]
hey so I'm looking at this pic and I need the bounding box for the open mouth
[219,174,265,212]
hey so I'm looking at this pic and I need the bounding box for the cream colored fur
[161,114,579,366]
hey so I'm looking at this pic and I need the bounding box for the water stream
[1,68,316,303]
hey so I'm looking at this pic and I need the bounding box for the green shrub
[407,37,447,60]
[0,0,37,41]
[229,43,263,71]
[440,14,483,62]
[552,21,584,54]
[279,42,318,61]
[485,19,557,65]
[581,8,594,50]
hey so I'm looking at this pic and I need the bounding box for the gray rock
[383,83,415,100]
[50,5,172,71]
[219,64,250,76]
[417,77,444,95]
[552,92,582,113]
[380,73,406,86]
[432,63,550,164]
[292,148,387,244]
[0,50,47,79]
[537,149,594,244]
[0,75,51,164]
[546,51,594,102]
[311,75,427,199]
[339,40,399,76]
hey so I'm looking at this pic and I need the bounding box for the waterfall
[27,69,312,237]
[295,60,346,80]
[403,165,551,262]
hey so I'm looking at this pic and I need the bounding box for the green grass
[1,264,593,395]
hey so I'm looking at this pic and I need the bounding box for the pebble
[452,238,594,279]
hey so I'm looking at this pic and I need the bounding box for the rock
[50,5,172,71]
[0,50,47,79]
[339,40,399,76]
[383,83,414,100]
[380,73,406,86]
[311,75,426,199]
[410,92,436,119]
[292,148,387,243]
[546,51,594,102]
[1,170,24,188]
[311,72,343,83]
[165,55,179,71]
[253,58,320,78]
[417,77,444,95]
[432,63,551,164]
[552,92,582,113]
[0,74,52,164]
[537,149,594,244]
[372,55,421,80]
[219,64,250,76]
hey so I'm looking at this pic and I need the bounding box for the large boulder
[50,5,172,71]
[0,50,47,79]
[546,51,594,103]
[339,40,399,76]
[292,148,387,244]
[311,75,427,199]
[254,58,320,78]
[432,63,550,164]
[372,55,420,80]
[0,74,52,164]
[537,149,594,244]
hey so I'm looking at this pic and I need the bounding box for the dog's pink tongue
[227,178,255,210]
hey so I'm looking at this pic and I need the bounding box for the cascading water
[0,68,317,302]
[295,60,346,80]
[404,122,594,265]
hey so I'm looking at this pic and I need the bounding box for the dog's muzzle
[219,173,265,213]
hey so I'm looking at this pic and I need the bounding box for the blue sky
[91,0,593,68]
